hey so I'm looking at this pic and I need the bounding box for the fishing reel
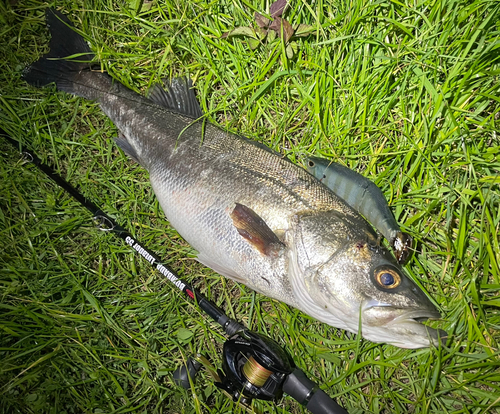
[174,329,349,414]
[174,329,294,404]
[215,329,295,404]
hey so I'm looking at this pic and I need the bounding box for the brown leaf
[270,0,287,18]
[269,17,294,42]
[281,18,294,42]
[269,16,281,33]
[255,12,270,28]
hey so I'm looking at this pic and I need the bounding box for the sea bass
[306,156,413,265]
[24,9,445,348]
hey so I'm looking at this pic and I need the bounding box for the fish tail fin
[23,9,98,96]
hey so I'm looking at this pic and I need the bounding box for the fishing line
[242,356,273,387]
[1,128,349,414]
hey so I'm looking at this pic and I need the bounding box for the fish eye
[308,160,315,168]
[380,272,394,285]
[373,266,401,289]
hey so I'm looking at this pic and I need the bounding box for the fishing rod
[1,128,348,414]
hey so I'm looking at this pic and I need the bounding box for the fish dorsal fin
[148,77,203,119]
[230,203,285,257]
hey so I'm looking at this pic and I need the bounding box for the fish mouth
[387,309,442,323]
[389,310,447,348]
[363,304,447,348]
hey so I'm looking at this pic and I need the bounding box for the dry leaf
[270,17,294,42]
[270,0,287,18]
[255,12,270,28]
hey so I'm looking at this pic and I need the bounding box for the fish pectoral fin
[114,132,140,163]
[147,77,203,119]
[230,203,285,257]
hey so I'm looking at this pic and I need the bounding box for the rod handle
[283,368,348,414]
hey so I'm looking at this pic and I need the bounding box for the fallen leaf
[255,12,270,28]
[270,17,294,42]
[270,0,288,18]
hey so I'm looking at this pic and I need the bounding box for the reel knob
[173,358,203,389]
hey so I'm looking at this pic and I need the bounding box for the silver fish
[24,9,445,348]
[306,156,413,265]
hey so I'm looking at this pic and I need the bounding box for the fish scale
[23,8,445,348]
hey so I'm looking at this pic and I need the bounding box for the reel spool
[215,330,295,404]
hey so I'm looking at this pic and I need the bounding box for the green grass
[1,0,500,413]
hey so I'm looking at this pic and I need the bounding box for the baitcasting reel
[174,328,348,414]
[215,329,294,404]
[174,329,293,404]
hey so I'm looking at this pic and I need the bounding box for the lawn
[1,0,499,413]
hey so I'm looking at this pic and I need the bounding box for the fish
[306,156,413,265]
[23,8,445,348]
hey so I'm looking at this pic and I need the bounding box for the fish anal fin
[114,132,140,163]
[148,77,203,119]
[230,203,285,257]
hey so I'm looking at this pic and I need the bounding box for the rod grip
[283,368,348,414]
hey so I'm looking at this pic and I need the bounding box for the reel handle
[283,368,348,414]
[173,358,203,389]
